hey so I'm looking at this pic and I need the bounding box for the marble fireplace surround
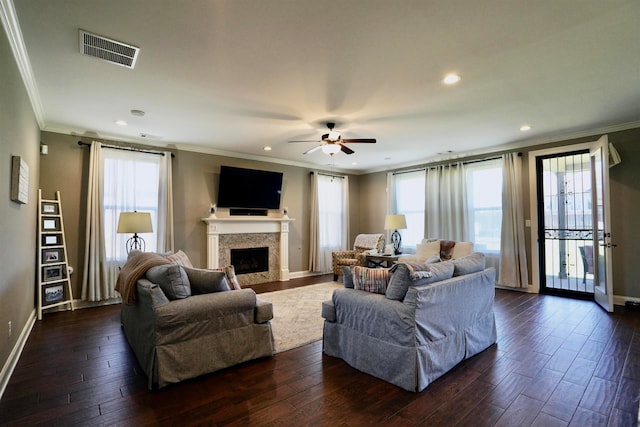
[201,215,293,285]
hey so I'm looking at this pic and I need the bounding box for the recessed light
[351,162,358,166]
[115,120,127,126]
[130,109,145,117]
[263,146,272,151]
[520,124,532,132]
[442,73,461,85]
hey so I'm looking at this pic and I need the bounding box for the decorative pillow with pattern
[212,265,242,290]
[163,250,194,268]
[439,240,456,260]
[145,264,191,300]
[352,266,391,294]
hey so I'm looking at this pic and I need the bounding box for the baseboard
[614,294,640,307]
[288,270,330,279]
[0,309,36,400]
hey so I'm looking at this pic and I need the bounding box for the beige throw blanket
[115,252,170,304]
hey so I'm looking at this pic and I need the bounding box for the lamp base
[391,230,402,255]
[125,234,146,254]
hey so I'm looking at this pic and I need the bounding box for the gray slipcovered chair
[118,252,274,389]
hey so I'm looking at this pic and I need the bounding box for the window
[103,149,161,261]
[391,170,425,251]
[465,159,502,253]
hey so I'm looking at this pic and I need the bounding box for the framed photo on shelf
[42,283,65,305]
[42,234,60,246]
[42,265,64,282]
[42,248,63,264]
[42,218,60,231]
[41,202,58,215]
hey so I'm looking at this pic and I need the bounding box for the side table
[365,254,401,268]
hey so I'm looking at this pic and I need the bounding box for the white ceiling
[7,0,640,173]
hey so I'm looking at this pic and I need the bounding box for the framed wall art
[42,218,60,231]
[42,283,65,305]
[42,265,64,282]
[42,234,61,246]
[10,156,29,204]
[41,202,59,214]
[42,248,63,264]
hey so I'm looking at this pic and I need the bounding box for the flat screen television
[217,165,283,210]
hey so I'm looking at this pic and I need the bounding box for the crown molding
[0,0,45,128]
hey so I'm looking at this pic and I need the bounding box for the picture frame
[42,248,63,264]
[42,234,60,246]
[10,156,29,204]
[42,265,64,282]
[42,218,60,231]
[41,202,58,215]
[42,283,65,305]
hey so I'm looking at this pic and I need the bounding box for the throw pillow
[416,240,441,261]
[352,266,391,294]
[451,241,474,259]
[341,265,354,288]
[183,267,230,294]
[163,250,194,268]
[212,265,242,290]
[439,240,456,260]
[145,264,191,300]
[385,261,455,301]
[452,252,486,276]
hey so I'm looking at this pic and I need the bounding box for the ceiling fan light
[328,131,341,141]
[321,144,341,155]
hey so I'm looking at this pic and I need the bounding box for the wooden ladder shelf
[37,190,74,319]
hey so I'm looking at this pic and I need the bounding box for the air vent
[79,30,139,69]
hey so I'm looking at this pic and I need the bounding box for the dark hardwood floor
[1,274,639,426]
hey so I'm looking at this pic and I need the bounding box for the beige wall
[0,32,41,370]
[39,132,366,298]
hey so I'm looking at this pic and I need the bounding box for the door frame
[527,141,597,294]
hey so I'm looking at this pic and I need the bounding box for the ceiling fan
[289,122,376,155]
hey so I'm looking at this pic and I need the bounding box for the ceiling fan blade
[341,138,376,143]
[340,144,355,155]
[289,139,321,143]
[303,145,323,155]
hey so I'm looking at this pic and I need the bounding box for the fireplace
[201,215,293,285]
[231,247,269,275]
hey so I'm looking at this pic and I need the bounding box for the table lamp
[117,211,153,253]
[384,214,407,255]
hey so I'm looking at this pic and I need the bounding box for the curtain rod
[77,140,174,157]
[310,171,345,179]
[392,153,521,175]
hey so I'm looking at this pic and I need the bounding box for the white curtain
[82,142,113,301]
[82,143,174,301]
[308,172,349,272]
[425,162,468,241]
[157,152,174,252]
[499,153,529,288]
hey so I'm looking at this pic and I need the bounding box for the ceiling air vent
[79,30,139,69]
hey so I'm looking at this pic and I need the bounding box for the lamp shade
[117,211,153,234]
[384,214,407,230]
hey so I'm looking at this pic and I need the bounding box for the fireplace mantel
[201,215,294,281]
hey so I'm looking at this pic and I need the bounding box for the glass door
[590,135,614,312]
[536,150,594,298]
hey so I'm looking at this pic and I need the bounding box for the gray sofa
[121,277,274,389]
[322,256,497,392]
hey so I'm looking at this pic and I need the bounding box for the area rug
[257,281,342,353]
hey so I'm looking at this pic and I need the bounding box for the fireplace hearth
[231,247,269,275]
